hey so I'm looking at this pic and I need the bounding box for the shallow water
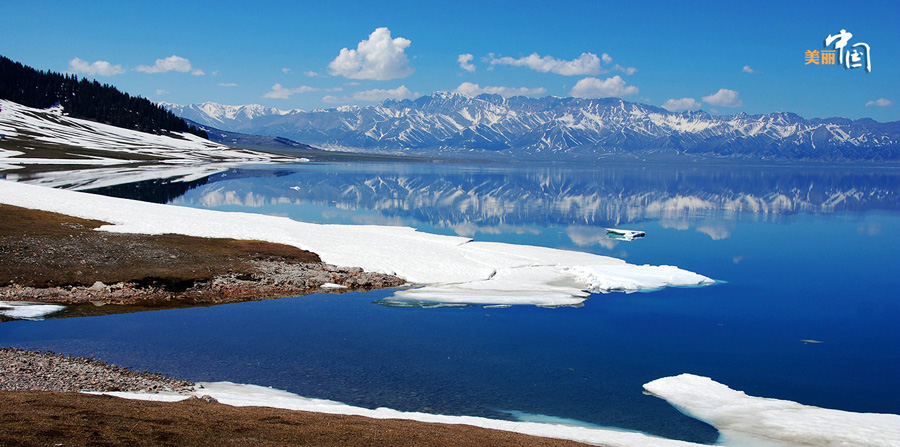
[2,161,899,444]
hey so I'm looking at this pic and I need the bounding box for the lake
[2,160,899,444]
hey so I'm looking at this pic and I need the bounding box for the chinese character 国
[824,29,871,72]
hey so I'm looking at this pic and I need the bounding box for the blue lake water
[2,161,899,444]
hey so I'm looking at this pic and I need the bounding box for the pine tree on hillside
[0,55,208,139]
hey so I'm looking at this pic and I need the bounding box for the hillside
[0,56,206,139]
[0,99,297,191]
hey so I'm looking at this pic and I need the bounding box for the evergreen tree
[0,55,208,139]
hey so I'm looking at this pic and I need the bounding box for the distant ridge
[165,93,900,161]
[0,55,207,139]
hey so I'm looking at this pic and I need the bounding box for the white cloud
[304,70,319,77]
[569,76,638,98]
[613,64,637,75]
[218,82,238,87]
[154,89,169,95]
[865,98,893,108]
[282,68,292,75]
[601,53,613,64]
[702,88,743,107]
[742,65,759,74]
[662,97,702,112]
[327,27,414,80]
[323,85,417,103]
[458,53,476,73]
[262,83,319,99]
[68,57,125,76]
[135,55,204,75]
[489,52,603,76]
[455,82,545,98]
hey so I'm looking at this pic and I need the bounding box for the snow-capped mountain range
[163,92,900,161]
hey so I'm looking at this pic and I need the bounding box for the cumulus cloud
[569,76,638,98]
[304,70,318,77]
[323,85,417,103]
[455,82,545,98]
[135,55,204,75]
[218,82,238,87]
[489,52,603,76]
[487,51,636,77]
[662,97,702,112]
[613,64,638,75]
[458,53,476,72]
[327,27,414,80]
[702,88,743,107]
[262,83,319,99]
[282,68,292,75]
[154,89,169,95]
[742,65,759,74]
[68,58,125,76]
[865,98,893,108]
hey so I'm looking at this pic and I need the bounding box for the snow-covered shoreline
[99,376,900,447]
[0,180,713,307]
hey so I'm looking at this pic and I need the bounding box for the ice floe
[644,374,900,447]
[0,301,66,320]
[0,180,713,306]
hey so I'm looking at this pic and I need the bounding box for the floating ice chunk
[320,282,348,289]
[568,265,715,293]
[606,228,646,241]
[643,374,900,447]
[0,301,66,320]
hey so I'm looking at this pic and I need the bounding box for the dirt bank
[0,204,404,315]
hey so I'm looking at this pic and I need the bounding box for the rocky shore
[1,261,404,308]
[0,348,194,394]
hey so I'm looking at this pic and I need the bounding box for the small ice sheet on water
[644,373,900,447]
[0,301,65,320]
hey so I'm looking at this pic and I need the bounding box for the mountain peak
[166,93,900,161]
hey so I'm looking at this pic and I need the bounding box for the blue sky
[3,0,898,121]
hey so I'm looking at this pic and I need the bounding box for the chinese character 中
[824,29,853,64]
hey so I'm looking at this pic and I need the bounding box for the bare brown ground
[0,391,593,447]
[0,204,404,313]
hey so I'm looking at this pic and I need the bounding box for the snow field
[0,180,713,306]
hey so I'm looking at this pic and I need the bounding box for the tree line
[0,55,207,139]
